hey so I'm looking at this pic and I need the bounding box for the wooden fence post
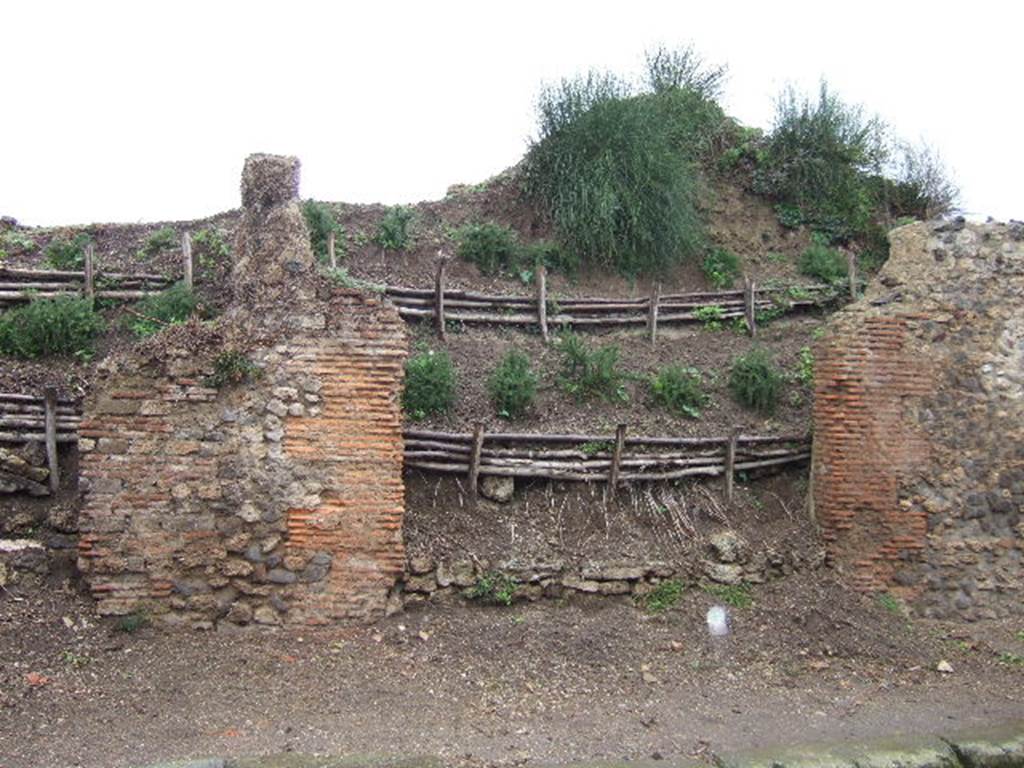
[434,256,447,341]
[724,428,739,504]
[848,252,858,300]
[647,282,661,345]
[744,278,757,338]
[83,243,95,300]
[608,423,627,499]
[468,421,485,502]
[328,230,337,270]
[43,387,60,494]
[536,263,549,343]
[182,232,193,289]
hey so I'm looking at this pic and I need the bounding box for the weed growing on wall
[403,347,456,420]
[649,365,708,419]
[729,347,783,414]
[0,295,105,359]
[488,349,538,420]
[205,350,262,388]
[469,571,517,606]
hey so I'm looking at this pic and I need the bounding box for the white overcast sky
[2,0,1021,226]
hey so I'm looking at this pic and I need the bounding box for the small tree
[488,350,538,419]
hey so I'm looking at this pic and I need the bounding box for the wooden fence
[405,425,811,502]
[0,390,80,492]
[386,261,835,341]
[0,235,195,306]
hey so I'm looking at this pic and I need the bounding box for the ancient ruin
[813,219,1024,619]
[76,155,409,626]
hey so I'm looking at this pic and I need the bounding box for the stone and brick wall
[813,220,1024,619]
[76,155,408,627]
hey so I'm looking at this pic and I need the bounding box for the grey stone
[480,475,515,503]
[436,559,476,588]
[705,562,743,585]
[265,399,288,418]
[253,605,280,625]
[267,568,297,584]
[709,530,745,564]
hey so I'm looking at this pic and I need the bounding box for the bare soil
[2,576,1021,768]
[404,466,815,566]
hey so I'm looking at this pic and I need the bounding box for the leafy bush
[138,227,177,259]
[126,283,199,337]
[0,296,105,359]
[694,304,725,330]
[468,571,517,606]
[523,50,724,277]
[649,365,708,419]
[702,248,741,289]
[456,222,521,275]
[729,348,783,414]
[374,205,414,252]
[205,350,262,388]
[403,347,456,420]
[488,350,538,420]
[44,233,92,270]
[641,579,684,614]
[557,332,628,403]
[799,239,848,284]
[301,200,344,263]
[757,81,887,242]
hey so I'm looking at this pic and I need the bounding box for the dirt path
[2,574,1022,768]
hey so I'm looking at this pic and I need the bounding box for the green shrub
[799,239,848,284]
[757,81,887,243]
[44,233,92,270]
[884,141,959,220]
[702,248,741,289]
[126,283,199,337]
[488,350,538,420]
[456,222,521,275]
[301,200,344,263]
[138,227,177,259]
[729,348,783,414]
[191,227,231,271]
[650,365,708,419]
[403,347,456,420]
[468,571,517,606]
[374,205,414,252]
[205,350,262,388]
[557,331,627,403]
[523,53,721,277]
[641,579,684,614]
[0,296,105,359]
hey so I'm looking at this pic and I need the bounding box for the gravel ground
[2,574,1022,768]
